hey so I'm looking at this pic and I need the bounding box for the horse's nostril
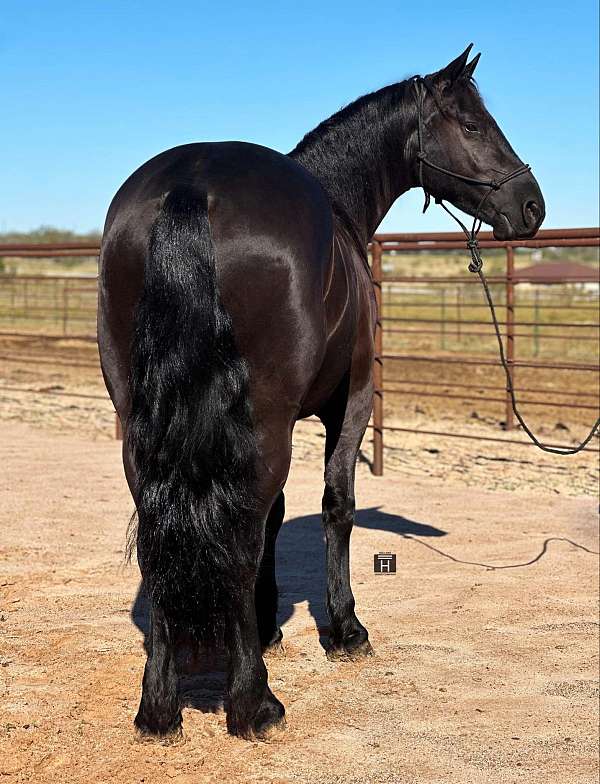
[523,200,540,227]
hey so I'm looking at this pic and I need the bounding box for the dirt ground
[1,420,598,784]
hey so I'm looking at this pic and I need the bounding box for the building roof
[513,260,600,283]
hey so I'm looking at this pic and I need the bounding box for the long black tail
[127,184,257,647]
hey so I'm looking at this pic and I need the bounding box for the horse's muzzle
[493,183,545,240]
[522,199,544,233]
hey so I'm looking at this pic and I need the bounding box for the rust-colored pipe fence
[369,227,599,473]
[1,227,598,471]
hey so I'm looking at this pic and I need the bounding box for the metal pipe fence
[369,227,599,472]
[1,227,598,470]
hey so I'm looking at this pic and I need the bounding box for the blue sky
[1,0,598,234]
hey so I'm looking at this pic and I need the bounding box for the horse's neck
[290,82,417,246]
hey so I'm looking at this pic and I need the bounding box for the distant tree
[0,226,102,244]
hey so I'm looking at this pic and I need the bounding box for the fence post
[440,287,446,349]
[62,282,69,337]
[371,240,384,475]
[505,246,515,430]
[533,288,540,357]
[54,277,59,324]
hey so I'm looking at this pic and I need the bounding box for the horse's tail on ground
[127,184,258,647]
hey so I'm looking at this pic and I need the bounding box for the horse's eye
[464,122,480,134]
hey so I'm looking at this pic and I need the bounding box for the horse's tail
[127,184,257,647]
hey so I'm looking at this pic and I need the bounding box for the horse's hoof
[326,637,374,662]
[227,693,286,740]
[134,712,183,743]
[252,698,286,740]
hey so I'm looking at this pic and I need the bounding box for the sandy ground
[0,422,598,784]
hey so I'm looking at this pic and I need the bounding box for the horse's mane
[290,79,414,158]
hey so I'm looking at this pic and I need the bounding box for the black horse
[98,45,544,739]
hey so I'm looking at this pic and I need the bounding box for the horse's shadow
[130,506,446,713]
[274,506,446,645]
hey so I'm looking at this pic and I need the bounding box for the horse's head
[417,45,545,240]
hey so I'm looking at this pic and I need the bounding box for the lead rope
[436,199,600,455]
[414,80,600,455]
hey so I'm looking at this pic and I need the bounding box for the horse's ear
[463,52,481,80]
[432,44,474,86]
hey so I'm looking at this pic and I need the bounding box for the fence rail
[1,227,599,471]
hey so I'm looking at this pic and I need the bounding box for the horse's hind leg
[319,373,373,661]
[134,603,182,738]
[226,434,292,738]
[226,502,286,737]
[255,491,285,652]
[226,578,285,738]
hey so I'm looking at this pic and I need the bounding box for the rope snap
[466,239,483,272]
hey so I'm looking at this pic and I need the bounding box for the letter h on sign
[374,552,396,574]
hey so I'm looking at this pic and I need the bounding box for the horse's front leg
[320,379,373,661]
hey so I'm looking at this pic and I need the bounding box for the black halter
[410,77,600,456]
[413,77,531,272]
